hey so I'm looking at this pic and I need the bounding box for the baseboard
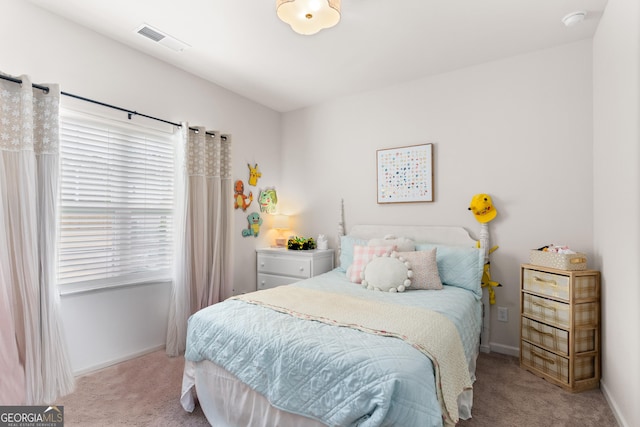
[600,380,629,427]
[73,344,166,377]
[489,342,519,357]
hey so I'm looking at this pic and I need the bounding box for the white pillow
[361,252,413,293]
[368,236,415,252]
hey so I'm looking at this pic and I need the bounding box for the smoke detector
[562,11,587,27]
[135,24,190,52]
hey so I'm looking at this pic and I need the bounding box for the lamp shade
[276,0,341,35]
[272,214,290,230]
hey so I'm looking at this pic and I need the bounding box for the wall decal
[242,212,263,237]
[248,163,262,186]
[258,188,278,214]
[234,180,253,211]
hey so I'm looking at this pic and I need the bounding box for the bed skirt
[181,353,477,426]
[182,359,327,427]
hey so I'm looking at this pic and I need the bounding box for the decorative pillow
[361,252,412,292]
[396,249,442,290]
[338,235,368,272]
[368,236,415,252]
[347,244,396,283]
[415,243,484,298]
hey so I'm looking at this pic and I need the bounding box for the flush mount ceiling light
[276,0,341,35]
[562,11,587,27]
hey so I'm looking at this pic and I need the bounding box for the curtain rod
[0,74,223,139]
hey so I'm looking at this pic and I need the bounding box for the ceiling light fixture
[561,11,587,27]
[276,0,341,35]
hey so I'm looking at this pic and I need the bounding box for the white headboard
[335,200,492,353]
[347,224,477,247]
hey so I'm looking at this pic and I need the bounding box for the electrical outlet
[497,306,508,322]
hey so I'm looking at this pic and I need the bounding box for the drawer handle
[528,325,553,337]
[260,262,265,267]
[530,349,556,365]
[532,300,557,311]
[299,267,304,272]
[533,276,557,286]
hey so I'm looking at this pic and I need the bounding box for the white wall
[281,40,595,355]
[3,0,280,373]
[593,0,640,426]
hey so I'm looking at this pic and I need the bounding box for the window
[58,112,176,293]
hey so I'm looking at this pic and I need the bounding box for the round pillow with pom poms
[360,251,413,292]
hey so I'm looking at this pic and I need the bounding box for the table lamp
[272,214,290,248]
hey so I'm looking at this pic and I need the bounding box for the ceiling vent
[135,24,190,52]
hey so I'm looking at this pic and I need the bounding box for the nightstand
[256,248,335,291]
[520,264,600,392]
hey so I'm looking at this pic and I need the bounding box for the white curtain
[166,125,234,356]
[0,74,75,404]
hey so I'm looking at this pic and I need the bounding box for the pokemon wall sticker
[234,180,253,211]
[258,188,278,214]
[248,163,262,186]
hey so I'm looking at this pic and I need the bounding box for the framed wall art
[376,143,434,203]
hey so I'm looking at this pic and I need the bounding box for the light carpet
[57,350,618,426]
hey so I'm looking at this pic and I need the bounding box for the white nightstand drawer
[257,254,312,279]
[255,248,334,293]
[257,273,299,290]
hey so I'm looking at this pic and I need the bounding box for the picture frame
[376,143,434,203]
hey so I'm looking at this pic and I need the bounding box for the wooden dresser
[520,264,600,392]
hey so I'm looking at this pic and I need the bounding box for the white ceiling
[27,0,608,112]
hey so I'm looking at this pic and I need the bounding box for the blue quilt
[185,270,482,427]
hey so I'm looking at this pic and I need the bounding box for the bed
[181,223,487,427]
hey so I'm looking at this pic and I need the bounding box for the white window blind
[58,113,175,291]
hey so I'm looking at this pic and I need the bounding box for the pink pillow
[347,245,396,283]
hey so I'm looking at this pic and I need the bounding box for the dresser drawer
[522,341,597,385]
[257,254,312,279]
[521,317,597,355]
[522,293,570,328]
[521,317,569,356]
[257,273,299,290]
[521,341,569,384]
[523,268,599,301]
[523,292,598,330]
[523,269,570,300]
